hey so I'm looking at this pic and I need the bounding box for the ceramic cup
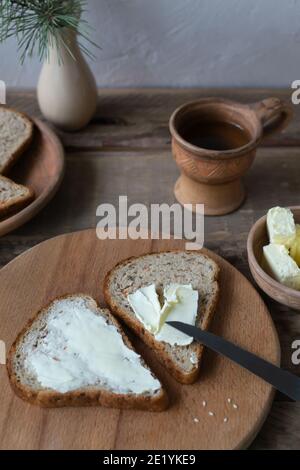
[169,97,293,215]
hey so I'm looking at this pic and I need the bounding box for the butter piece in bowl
[267,206,296,247]
[263,243,300,290]
[290,225,300,267]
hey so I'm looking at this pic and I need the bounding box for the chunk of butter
[128,284,198,346]
[263,243,300,290]
[156,285,198,346]
[267,207,296,247]
[25,298,161,394]
[290,224,300,267]
[127,284,161,333]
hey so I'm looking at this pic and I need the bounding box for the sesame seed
[224,417,228,423]
[233,403,238,409]
[202,400,207,407]
[208,411,214,416]
[227,398,232,404]
[193,418,199,423]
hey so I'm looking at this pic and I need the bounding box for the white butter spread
[127,284,161,333]
[128,284,198,346]
[267,207,296,247]
[25,298,161,394]
[263,243,300,290]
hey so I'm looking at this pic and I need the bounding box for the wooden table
[2,88,300,450]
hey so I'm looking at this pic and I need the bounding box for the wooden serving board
[0,230,280,450]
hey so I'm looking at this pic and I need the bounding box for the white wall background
[0,0,299,88]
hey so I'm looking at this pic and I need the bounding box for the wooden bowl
[0,118,65,236]
[247,207,300,310]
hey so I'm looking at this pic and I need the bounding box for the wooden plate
[0,118,65,237]
[0,230,280,450]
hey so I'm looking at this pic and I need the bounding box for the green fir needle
[0,0,99,63]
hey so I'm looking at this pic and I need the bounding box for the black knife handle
[167,321,300,401]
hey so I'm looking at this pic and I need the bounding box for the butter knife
[167,321,300,401]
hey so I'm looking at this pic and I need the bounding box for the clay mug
[169,97,293,215]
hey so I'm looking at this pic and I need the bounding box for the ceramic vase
[37,28,98,131]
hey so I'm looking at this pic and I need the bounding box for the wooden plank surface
[0,88,300,450]
[7,88,298,150]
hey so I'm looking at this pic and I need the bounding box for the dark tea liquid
[181,121,249,151]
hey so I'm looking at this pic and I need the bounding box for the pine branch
[0,0,99,63]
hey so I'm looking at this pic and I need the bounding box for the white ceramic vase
[37,29,98,131]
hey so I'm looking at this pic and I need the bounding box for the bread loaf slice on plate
[0,175,34,219]
[0,106,33,174]
[104,251,220,384]
[7,294,168,411]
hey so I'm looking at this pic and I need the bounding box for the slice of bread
[0,106,33,175]
[104,251,220,384]
[0,175,34,219]
[7,294,168,411]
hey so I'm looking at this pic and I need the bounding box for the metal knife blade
[167,321,300,401]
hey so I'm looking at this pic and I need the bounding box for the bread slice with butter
[104,251,220,384]
[0,175,34,219]
[7,294,168,411]
[0,106,33,175]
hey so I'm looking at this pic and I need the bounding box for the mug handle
[250,97,293,137]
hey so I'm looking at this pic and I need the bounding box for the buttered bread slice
[7,294,168,411]
[104,251,220,384]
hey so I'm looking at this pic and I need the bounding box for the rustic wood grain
[0,230,280,450]
[251,402,300,450]
[6,88,297,150]
[0,89,299,449]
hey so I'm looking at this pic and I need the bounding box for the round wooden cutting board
[0,230,280,450]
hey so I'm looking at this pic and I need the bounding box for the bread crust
[103,250,220,385]
[0,105,34,175]
[0,175,35,219]
[7,294,169,411]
